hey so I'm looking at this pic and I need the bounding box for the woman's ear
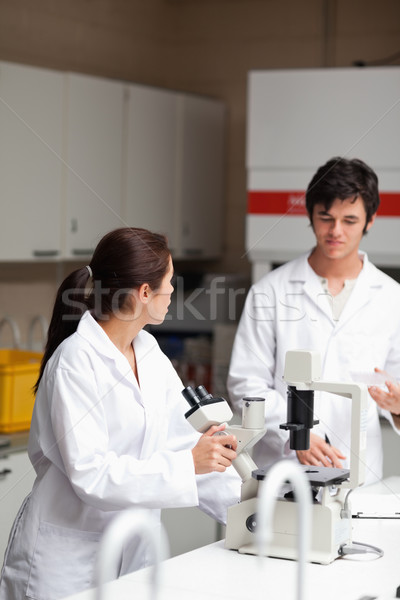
[138,283,151,303]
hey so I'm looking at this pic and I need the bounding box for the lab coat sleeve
[227,282,289,457]
[163,360,241,523]
[48,366,199,512]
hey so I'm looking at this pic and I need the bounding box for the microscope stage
[253,464,350,487]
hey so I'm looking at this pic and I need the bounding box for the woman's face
[146,257,174,325]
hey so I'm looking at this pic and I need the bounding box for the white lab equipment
[0,316,21,348]
[224,349,381,564]
[256,459,311,600]
[95,508,169,600]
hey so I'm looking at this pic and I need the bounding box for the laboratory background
[1,0,400,572]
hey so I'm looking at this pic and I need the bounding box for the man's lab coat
[0,312,240,600]
[228,251,400,485]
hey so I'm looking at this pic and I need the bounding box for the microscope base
[225,489,352,565]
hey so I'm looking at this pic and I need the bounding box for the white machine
[224,349,369,564]
[183,350,370,565]
[246,67,400,281]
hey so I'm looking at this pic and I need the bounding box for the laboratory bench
[63,517,400,600]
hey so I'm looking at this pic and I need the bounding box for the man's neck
[308,247,364,295]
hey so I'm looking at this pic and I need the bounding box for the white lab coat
[0,312,240,600]
[228,251,400,485]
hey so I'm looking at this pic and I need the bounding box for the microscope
[182,384,266,502]
[182,349,369,565]
[223,349,369,564]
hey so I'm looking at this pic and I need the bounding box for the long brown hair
[34,227,170,393]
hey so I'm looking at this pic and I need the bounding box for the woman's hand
[296,432,346,468]
[369,368,400,417]
[192,424,237,474]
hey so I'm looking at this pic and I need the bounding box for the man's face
[311,196,375,261]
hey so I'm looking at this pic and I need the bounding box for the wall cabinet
[0,451,36,562]
[0,61,225,262]
[0,62,64,260]
[124,85,179,253]
[124,86,225,259]
[63,73,125,259]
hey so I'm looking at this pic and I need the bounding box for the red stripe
[377,193,400,216]
[248,191,307,215]
[248,191,400,216]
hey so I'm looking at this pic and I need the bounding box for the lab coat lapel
[334,256,380,332]
[78,312,140,392]
[134,333,158,394]
[292,255,334,325]
[133,333,166,457]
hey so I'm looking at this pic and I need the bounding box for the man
[227,157,400,485]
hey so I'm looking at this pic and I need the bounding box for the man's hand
[369,368,400,419]
[192,424,237,474]
[296,432,346,468]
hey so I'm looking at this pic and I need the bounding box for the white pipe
[95,509,169,600]
[27,315,49,351]
[0,316,21,349]
[256,460,311,600]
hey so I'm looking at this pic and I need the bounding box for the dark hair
[34,227,170,393]
[305,157,380,232]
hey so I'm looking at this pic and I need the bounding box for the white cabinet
[123,87,225,260]
[63,73,125,259]
[0,61,225,262]
[0,62,64,260]
[176,95,225,259]
[0,451,36,562]
[124,85,179,253]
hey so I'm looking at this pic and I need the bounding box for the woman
[0,227,240,600]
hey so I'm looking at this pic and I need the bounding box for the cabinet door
[124,85,179,254]
[0,62,63,260]
[176,96,225,259]
[0,451,36,562]
[63,73,125,259]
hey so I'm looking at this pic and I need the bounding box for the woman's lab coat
[228,252,400,485]
[0,312,240,600]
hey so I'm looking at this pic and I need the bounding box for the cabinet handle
[71,249,94,256]
[0,468,11,478]
[32,250,60,257]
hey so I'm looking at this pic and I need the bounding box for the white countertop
[65,518,400,600]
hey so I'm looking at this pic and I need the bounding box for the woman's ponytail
[34,266,92,394]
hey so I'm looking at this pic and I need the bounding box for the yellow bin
[0,349,42,433]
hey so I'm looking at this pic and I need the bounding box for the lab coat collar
[76,311,122,361]
[288,250,378,284]
[76,312,159,388]
[297,250,383,327]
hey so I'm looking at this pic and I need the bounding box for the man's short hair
[305,157,380,232]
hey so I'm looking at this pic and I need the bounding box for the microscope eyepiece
[182,386,201,408]
[195,385,213,402]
